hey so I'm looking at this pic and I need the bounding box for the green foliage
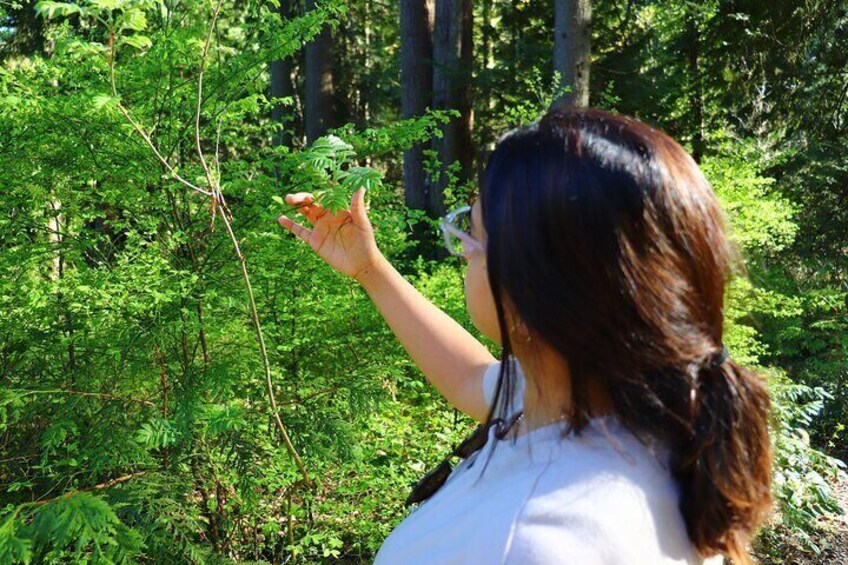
[0,0,471,560]
[702,138,847,553]
[35,0,159,59]
[336,110,457,158]
[135,417,180,449]
[275,134,384,213]
[271,110,458,215]
[2,0,846,562]
[770,372,847,554]
[703,140,799,258]
[701,139,803,365]
[0,493,144,564]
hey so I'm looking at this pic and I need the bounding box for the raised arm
[278,189,496,422]
[355,254,496,422]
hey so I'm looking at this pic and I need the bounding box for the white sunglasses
[439,205,485,258]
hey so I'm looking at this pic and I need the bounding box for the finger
[291,198,327,224]
[277,215,312,242]
[298,203,315,218]
[309,205,329,221]
[351,187,369,228]
[297,205,328,227]
[285,192,315,208]
[285,192,314,204]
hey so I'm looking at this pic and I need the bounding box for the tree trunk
[270,0,295,148]
[432,0,473,217]
[686,10,705,163]
[0,0,45,58]
[553,0,591,108]
[304,0,335,143]
[363,0,372,125]
[456,0,474,190]
[511,0,521,78]
[400,0,434,215]
[482,0,492,76]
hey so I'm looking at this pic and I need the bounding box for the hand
[277,187,383,281]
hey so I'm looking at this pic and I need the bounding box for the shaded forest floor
[754,473,848,564]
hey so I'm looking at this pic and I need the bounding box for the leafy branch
[36,0,311,485]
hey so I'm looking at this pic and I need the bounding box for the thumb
[351,187,370,228]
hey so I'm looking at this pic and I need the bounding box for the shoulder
[482,355,526,417]
[503,422,706,564]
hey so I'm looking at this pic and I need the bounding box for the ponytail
[672,353,773,563]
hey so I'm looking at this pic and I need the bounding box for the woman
[277,107,773,564]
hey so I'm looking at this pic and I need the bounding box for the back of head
[479,107,773,563]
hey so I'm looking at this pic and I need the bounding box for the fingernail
[277,216,289,226]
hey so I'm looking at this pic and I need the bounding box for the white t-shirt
[373,355,725,564]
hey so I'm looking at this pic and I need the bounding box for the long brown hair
[477,107,773,562]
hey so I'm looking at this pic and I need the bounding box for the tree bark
[304,0,335,143]
[431,0,473,217]
[362,0,372,125]
[400,0,434,213]
[686,10,705,163]
[475,0,494,182]
[456,0,474,189]
[0,0,45,59]
[270,0,295,148]
[553,0,591,108]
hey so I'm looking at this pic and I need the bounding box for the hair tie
[405,419,495,507]
[708,343,729,369]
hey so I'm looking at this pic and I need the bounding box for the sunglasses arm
[440,221,485,255]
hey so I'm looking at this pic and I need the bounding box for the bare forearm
[356,253,496,421]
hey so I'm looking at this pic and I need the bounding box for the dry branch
[105,4,311,486]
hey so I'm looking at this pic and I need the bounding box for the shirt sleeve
[482,355,526,417]
[482,359,502,409]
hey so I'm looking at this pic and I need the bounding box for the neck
[512,342,614,437]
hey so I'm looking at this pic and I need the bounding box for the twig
[10,388,156,407]
[194,0,224,193]
[30,472,146,507]
[215,122,222,181]
[104,3,312,487]
[192,0,309,485]
[108,33,212,197]
[216,201,310,485]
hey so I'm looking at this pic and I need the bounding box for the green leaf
[120,8,147,31]
[34,1,81,19]
[135,418,179,449]
[305,134,355,171]
[88,0,125,11]
[119,35,152,50]
[0,513,32,565]
[91,93,120,112]
[61,39,109,56]
[341,166,383,192]
[0,95,22,109]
